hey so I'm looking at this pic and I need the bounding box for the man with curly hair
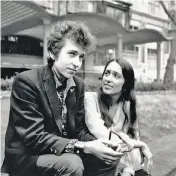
[2,21,123,176]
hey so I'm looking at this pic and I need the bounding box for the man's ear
[49,52,55,60]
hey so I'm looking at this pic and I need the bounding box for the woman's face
[102,61,125,96]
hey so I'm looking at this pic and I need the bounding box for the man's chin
[64,73,75,79]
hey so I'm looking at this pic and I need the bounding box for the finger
[104,148,124,157]
[103,154,121,162]
[104,159,119,165]
[105,160,115,165]
[103,155,121,165]
[120,146,130,153]
[100,143,124,157]
[101,140,119,148]
[116,144,121,152]
[149,159,153,173]
[147,159,153,174]
[119,142,128,147]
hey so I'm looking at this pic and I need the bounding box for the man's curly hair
[47,20,95,64]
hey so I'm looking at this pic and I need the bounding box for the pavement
[149,134,176,176]
[1,91,176,176]
[0,91,11,99]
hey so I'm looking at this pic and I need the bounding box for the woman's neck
[110,93,121,105]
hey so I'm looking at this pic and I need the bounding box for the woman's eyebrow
[112,71,122,75]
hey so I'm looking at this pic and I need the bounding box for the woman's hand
[110,130,135,151]
[141,145,153,174]
[83,139,124,165]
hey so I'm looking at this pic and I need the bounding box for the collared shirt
[52,66,76,137]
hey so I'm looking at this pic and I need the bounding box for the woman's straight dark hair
[98,58,138,138]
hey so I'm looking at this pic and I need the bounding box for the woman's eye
[114,73,121,79]
[104,71,110,76]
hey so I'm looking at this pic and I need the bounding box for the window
[0,37,5,41]
[8,36,18,42]
[148,2,159,15]
[148,48,157,55]
[124,45,139,52]
[88,2,94,12]
[130,25,139,31]
[106,6,115,18]
[164,41,169,53]
[171,1,175,6]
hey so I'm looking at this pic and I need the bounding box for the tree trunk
[163,36,176,88]
[161,0,176,88]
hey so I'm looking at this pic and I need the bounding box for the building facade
[1,0,174,81]
[34,0,174,82]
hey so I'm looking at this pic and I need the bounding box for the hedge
[1,77,176,92]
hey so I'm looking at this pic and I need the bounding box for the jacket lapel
[43,65,62,133]
[65,87,76,137]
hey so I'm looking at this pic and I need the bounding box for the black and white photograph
[1,1,176,176]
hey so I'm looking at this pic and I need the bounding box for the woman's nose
[105,75,113,82]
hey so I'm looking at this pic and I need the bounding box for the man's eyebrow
[68,50,78,53]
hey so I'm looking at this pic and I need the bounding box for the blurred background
[1,1,176,176]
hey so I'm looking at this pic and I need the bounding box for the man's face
[53,39,85,79]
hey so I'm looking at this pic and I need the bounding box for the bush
[1,77,14,91]
[84,77,101,92]
[135,81,176,91]
[85,76,176,92]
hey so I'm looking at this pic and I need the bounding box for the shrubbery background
[83,77,176,92]
[1,77,14,91]
[1,76,176,92]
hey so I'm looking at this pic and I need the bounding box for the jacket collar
[42,65,77,135]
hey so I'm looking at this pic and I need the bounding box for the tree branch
[159,1,176,25]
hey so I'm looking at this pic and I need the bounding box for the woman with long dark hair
[85,58,153,176]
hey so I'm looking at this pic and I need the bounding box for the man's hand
[121,171,132,176]
[83,139,124,165]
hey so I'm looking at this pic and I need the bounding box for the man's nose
[73,56,81,67]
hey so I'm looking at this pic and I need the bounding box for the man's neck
[52,65,66,83]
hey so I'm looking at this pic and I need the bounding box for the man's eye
[79,56,85,61]
[69,52,76,56]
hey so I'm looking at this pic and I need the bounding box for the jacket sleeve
[76,84,96,141]
[11,74,70,155]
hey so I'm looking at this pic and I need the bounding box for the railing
[1,35,43,57]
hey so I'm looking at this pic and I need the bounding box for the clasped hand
[84,139,124,165]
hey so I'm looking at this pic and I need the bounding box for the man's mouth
[67,68,76,72]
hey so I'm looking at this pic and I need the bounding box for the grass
[1,91,176,176]
[136,91,176,176]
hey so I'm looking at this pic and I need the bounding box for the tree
[159,1,176,88]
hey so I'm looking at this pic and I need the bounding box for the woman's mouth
[104,84,113,89]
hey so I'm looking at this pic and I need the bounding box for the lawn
[1,91,176,176]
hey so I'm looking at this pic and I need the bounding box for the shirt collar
[52,66,76,90]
